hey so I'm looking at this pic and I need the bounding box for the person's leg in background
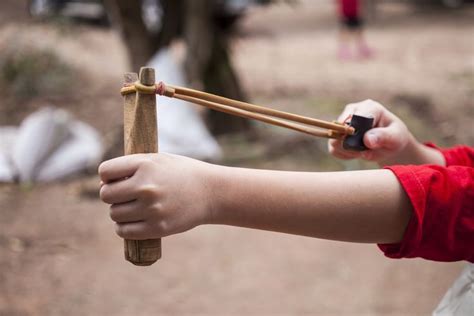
[337,17,353,60]
[353,18,373,59]
[337,0,373,60]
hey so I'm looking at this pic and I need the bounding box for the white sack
[37,121,103,182]
[12,107,72,182]
[2,107,103,183]
[148,48,222,160]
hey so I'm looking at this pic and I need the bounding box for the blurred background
[0,0,473,315]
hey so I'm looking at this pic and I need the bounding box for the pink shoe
[358,44,374,59]
[338,45,352,61]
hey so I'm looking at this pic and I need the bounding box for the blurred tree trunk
[105,0,250,135]
[184,0,251,135]
[103,0,183,71]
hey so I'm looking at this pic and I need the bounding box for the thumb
[363,126,399,150]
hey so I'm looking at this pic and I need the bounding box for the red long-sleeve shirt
[379,145,474,262]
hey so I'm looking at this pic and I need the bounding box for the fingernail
[366,132,378,147]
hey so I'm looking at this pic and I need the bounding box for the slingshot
[120,67,374,266]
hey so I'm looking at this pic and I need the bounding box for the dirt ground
[1,1,473,315]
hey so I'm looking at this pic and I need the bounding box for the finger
[351,100,384,126]
[337,103,356,123]
[328,138,340,149]
[363,124,404,150]
[328,139,363,159]
[100,178,139,204]
[337,100,384,128]
[110,200,146,223]
[328,141,362,159]
[98,154,148,183]
[115,222,150,240]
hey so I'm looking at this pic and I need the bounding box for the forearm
[207,166,413,244]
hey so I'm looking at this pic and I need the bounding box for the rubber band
[120,81,157,96]
[119,81,355,138]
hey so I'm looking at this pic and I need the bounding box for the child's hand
[99,154,215,240]
[328,99,414,166]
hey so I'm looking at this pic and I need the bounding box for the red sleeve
[437,145,474,167]
[378,163,474,262]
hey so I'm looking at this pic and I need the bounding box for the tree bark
[106,0,251,134]
[184,0,251,135]
[104,0,183,71]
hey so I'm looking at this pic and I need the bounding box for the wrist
[377,135,445,166]
[401,136,445,166]
[376,134,416,166]
[202,163,229,225]
[398,134,421,163]
[411,140,446,166]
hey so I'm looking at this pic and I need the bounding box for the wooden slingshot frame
[121,67,371,266]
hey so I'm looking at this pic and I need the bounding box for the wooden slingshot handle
[122,67,161,266]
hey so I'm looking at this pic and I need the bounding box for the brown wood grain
[123,68,162,266]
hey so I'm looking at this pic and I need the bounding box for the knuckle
[148,202,163,216]
[344,103,356,112]
[365,98,376,105]
[138,184,158,199]
[138,159,155,171]
[367,99,383,110]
